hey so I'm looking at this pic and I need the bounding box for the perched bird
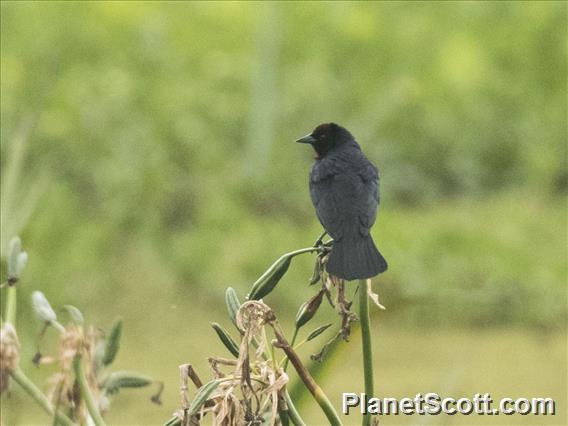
[297,123,388,280]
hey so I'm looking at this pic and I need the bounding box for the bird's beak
[296,133,316,144]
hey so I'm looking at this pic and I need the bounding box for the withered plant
[165,233,386,426]
[1,237,161,425]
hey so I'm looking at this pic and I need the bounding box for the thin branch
[285,389,306,426]
[73,356,106,426]
[10,368,75,426]
[5,285,17,325]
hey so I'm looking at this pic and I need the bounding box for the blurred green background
[1,1,566,425]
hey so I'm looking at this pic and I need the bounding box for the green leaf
[104,370,152,394]
[248,254,292,300]
[225,287,241,328]
[211,322,240,358]
[162,416,181,426]
[188,380,221,416]
[103,318,123,366]
[307,323,332,341]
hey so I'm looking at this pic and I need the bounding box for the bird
[297,123,388,280]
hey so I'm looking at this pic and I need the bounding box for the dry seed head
[47,324,83,407]
[49,325,99,416]
[49,324,88,406]
[83,326,99,394]
[236,301,273,335]
[59,325,82,370]
[0,323,20,393]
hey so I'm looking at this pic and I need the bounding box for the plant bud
[103,318,123,366]
[7,237,27,283]
[248,254,292,300]
[103,371,152,394]
[225,287,241,328]
[62,305,84,325]
[31,291,57,324]
[295,290,324,329]
[211,322,239,358]
[16,252,28,276]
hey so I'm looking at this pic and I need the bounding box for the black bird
[297,123,388,280]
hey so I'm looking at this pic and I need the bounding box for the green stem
[359,279,374,426]
[163,416,181,426]
[278,404,290,426]
[5,285,17,325]
[271,322,342,426]
[314,387,341,426]
[286,247,319,258]
[285,390,306,426]
[10,368,75,426]
[73,356,106,426]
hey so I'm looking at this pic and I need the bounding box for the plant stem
[73,356,106,426]
[283,326,299,371]
[287,247,319,258]
[285,389,306,426]
[278,394,291,426]
[5,285,17,325]
[10,368,75,426]
[359,279,374,426]
[270,322,342,426]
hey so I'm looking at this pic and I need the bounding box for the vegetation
[1,1,566,425]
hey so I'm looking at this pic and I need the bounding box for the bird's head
[296,123,356,158]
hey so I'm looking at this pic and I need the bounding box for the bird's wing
[310,160,344,240]
[310,157,379,241]
[356,162,379,237]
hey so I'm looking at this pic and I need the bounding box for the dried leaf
[367,280,386,310]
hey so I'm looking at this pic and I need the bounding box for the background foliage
[1,1,566,425]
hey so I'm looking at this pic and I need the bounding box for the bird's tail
[326,236,388,281]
